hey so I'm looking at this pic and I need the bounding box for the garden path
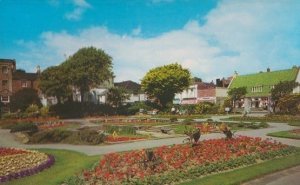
[0,115,299,155]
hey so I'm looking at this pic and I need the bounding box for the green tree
[64,47,113,102]
[277,94,300,114]
[228,87,247,111]
[10,88,42,112]
[38,66,71,104]
[271,81,298,112]
[141,63,191,108]
[106,87,129,107]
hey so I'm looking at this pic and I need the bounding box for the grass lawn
[267,130,300,140]
[180,149,300,185]
[4,149,100,185]
[288,121,300,126]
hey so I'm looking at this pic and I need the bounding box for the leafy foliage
[277,94,300,115]
[271,81,299,113]
[63,47,113,101]
[10,88,42,112]
[141,63,191,107]
[38,66,71,103]
[106,87,129,107]
[228,87,247,109]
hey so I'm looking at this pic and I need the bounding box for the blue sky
[1,0,300,82]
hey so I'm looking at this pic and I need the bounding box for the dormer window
[251,86,263,93]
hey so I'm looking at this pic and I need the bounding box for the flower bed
[38,121,66,129]
[80,136,295,185]
[105,136,145,143]
[0,148,55,183]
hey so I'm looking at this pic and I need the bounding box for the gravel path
[0,115,299,155]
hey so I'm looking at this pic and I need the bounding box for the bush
[30,129,72,143]
[40,106,50,117]
[104,125,136,135]
[9,123,38,134]
[29,129,106,145]
[10,88,42,112]
[64,130,106,145]
[25,104,40,117]
[50,102,114,118]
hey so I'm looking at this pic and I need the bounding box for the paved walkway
[0,115,299,156]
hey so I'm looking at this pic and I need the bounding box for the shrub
[40,106,50,117]
[29,129,72,143]
[104,125,136,135]
[10,88,42,112]
[50,102,114,118]
[65,130,106,145]
[9,123,38,134]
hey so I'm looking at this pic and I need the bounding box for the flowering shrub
[80,136,295,185]
[38,121,65,129]
[0,148,55,183]
[105,136,145,143]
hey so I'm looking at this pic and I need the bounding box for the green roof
[229,68,299,97]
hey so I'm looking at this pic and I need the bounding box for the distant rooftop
[229,67,299,97]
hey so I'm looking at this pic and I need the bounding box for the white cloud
[73,0,91,8]
[132,26,142,36]
[17,0,300,83]
[65,0,91,21]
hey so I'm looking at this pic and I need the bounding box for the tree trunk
[80,89,85,103]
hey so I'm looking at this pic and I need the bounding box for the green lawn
[180,150,300,185]
[288,121,300,127]
[4,149,100,185]
[267,130,300,140]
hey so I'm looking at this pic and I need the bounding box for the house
[0,59,16,106]
[73,77,114,104]
[0,59,40,112]
[228,67,300,111]
[114,80,147,103]
[174,81,228,105]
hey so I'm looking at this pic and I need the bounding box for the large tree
[141,63,191,108]
[271,80,298,112]
[228,87,247,110]
[64,47,113,102]
[38,66,71,104]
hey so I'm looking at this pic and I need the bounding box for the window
[1,96,9,102]
[2,66,8,74]
[2,80,8,88]
[251,86,263,93]
[21,81,28,88]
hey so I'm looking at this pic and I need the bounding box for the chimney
[36,65,41,74]
[267,67,270,72]
[233,71,238,78]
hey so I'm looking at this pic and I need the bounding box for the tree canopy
[64,47,113,101]
[38,66,71,103]
[39,46,114,103]
[271,80,298,112]
[141,63,191,107]
[228,87,247,109]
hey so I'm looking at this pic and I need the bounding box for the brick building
[174,81,228,105]
[0,59,38,110]
[0,59,16,105]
